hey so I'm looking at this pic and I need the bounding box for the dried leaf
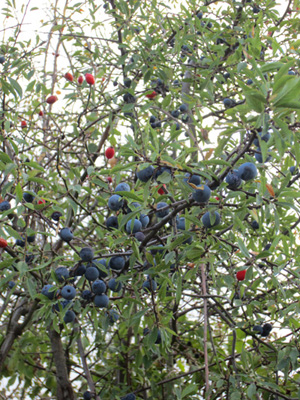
[201,129,209,141]
[266,183,275,197]
[189,183,203,189]
[205,148,214,160]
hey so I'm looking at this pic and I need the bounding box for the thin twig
[201,263,210,397]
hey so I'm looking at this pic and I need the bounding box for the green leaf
[5,226,23,240]
[182,384,198,398]
[272,77,300,106]
[161,94,171,109]
[24,160,45,171]
[110,162,136,173]
[114,191,143,202]
[156,171,172,184]
[176,274,182,304]
[8,77,22,99]
[0,259,15,270]
[0,152,13,164]
[260,62,284,73]
[275,101,300,109]
[148,327,159,346]
[52,24,64,32]
[15,183,22,204]
[273,60,295,91]
[245,92,265,113]
[87,143,98,153]
[247,383,256,399]
[27,177,49,185]
[237,62,247,73]
[68,198,78,216]
[237,238,250,259]
[26,278,37,299]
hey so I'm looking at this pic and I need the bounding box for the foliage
[0,0,300,399]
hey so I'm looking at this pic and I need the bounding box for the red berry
[107,176,113,183]
[105,147,115,159]
[78,75,84,85]
[46,95,58,104]
[236,270,246,281]
[21,120,27,128]
[64,72,74,82]
[215,196,220,200]
[146,91,157,99]
[0,238,7,248]
[85,73,95,85]
[157,184,166,195]
[38,199,46,205]
[38,110,44,116]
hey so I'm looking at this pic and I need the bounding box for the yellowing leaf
[160,161,174,167]
[243,49,252,60]
[250,209,258,220]
[205,148,214,160]
[189,183,203,189]
[266,183,275,197]
[56,90,61,95]
[38,152,46,162]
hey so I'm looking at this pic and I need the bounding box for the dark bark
[0,299,26,369]
[0,298,36,371]
[48,327,76,400]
